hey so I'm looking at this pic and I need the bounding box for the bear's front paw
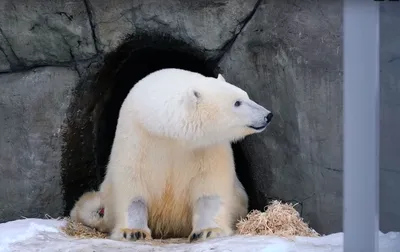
[110,228,152,241]
[188,227,228,243]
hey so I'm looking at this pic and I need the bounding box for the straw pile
[236,200,319,237]
[60,217,108,239]
[60,200,319,243]
[60,217,187,244]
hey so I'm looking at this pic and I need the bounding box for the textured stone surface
[218,0,343,234]
[87,0,259,54]
[0,30,17,71]
[0,67,77,221]
[0,48,10,71]
[0,0,97,71]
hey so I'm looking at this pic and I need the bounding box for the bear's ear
[193,90,201,99]
[217,73,226,82]
[184,89,201,107]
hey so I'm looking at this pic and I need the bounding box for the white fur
[70,68,272,242]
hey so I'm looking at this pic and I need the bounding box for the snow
[0,218,399,252]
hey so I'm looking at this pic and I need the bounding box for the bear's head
[130,68,273,148]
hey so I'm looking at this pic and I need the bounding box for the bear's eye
[234,100,242,107]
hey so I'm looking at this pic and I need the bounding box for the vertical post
[343,0,380,252]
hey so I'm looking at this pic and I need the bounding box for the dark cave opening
[62,34,259,215]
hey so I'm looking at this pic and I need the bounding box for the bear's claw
[189,227,225,243]
[116,228,152,241]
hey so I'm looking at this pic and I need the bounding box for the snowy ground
[0,218,399,252]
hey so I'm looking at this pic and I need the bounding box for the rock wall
[0,0,399,234]
[219,0,344,233]
[0,67,76,220]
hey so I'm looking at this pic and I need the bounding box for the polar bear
[70,68,273,243]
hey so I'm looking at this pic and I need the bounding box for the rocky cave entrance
[62,34,258,216]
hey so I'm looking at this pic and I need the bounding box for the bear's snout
[244,100,273,132]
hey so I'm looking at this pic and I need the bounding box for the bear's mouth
[248,124,267,131]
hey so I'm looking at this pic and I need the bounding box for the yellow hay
[236,200,319,237]
[60,217,107,239]
[59,217,187,244]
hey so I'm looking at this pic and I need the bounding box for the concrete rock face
[88,0,259,53]
[0,0,399,235]
[0,0,97,70]
[219,0,343,234]
[0,67,77,220]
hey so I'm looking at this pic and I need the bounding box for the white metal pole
[343,0,380,251]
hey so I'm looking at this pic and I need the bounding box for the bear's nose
[265,113,273,123]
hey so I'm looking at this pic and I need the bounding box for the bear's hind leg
[110,197,152,241]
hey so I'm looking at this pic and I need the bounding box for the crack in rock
[0,27,22,68]
[69,48,81,79]
[0,55,100,75]
[0,46,11,69]
[215,0,263,63]
[83,0,100,53]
